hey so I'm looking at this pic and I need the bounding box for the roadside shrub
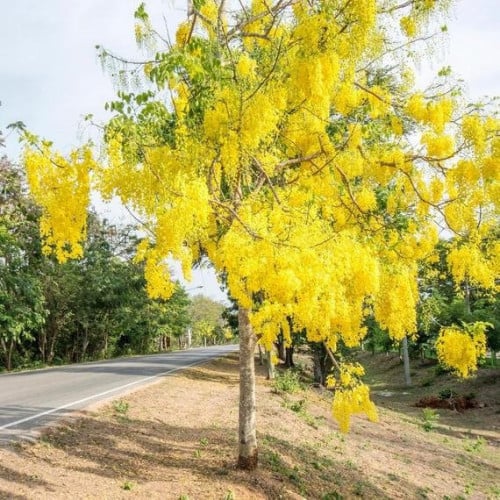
[272,369,303,394]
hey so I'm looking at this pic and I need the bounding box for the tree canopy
[22,0,498,443]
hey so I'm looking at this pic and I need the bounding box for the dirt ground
[0,351,498,499]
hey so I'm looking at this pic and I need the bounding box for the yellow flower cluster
[421,133,455,158]
[143,249,175,300]
[199,0,218,23]
[400,16,417,37]
[447,243,497,290]
[326,363,377,432]
[24,145,94,263]
[365,86,391,119]
[175,21,190,47]
[406,94,454,133]
[356,187,377,212]
[236,53,257,80]
[435,324,487,378]
[333,84,361,115]
[390,116,404,136]
[374,266,418,341]
[332,383,378,433]
[462,115,486,155]
[242,0,272,49]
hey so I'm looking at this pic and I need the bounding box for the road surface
[0,344,238,444]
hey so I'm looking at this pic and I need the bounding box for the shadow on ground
[3,414,392,499]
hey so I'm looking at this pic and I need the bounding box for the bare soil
[0,351,498,499]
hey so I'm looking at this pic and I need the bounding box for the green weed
[353,481,365,496]
[121,480,134,491]
[272,370,303,394]
[463,437,486,453]
[263,449,303,486]
[490,485,500,497]
[421,408,439,431]
[113,399,129,416]
[289,399,306,413]
[464,482,474,495]
[321,492,343,500]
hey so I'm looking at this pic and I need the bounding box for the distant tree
[159,284,191,349]
[189,294,226,346]
[0,157,45,370]
[417,238,499,365]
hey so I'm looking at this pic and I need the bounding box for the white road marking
[0,351,230,431]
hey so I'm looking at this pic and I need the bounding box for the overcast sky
[1,0,498,301]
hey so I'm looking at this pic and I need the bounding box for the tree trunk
[102,332,108,358]
[402,336,412,387]
[237,307,258,470]
[311,343,332,386]
[312,346,323,385]
[7,338,14,371]
[81,327,89,361]
[47,329,57,364]
[284,346,295,368]
[39,329,47,363]
[275,337,285,361]
[464,279,471,315]
[264,349,274,380]
[257,344,264,366]
[0,338,9,371]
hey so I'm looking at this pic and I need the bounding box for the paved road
[0,344,238,444]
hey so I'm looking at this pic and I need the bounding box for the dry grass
[0,352,499,499]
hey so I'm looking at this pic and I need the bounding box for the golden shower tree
[24,0,499,469]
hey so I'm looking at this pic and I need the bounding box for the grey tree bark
[402,336,412,387]
[237,307,258,469]
[264,349,275,379]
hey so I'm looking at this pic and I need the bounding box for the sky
[1,0,499,301]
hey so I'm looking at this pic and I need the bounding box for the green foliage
[262,449,303,486]
[417,239,500,362]
[189,294,227,346]
[121,480,134,491]
[421,408,440,432]
[272,370,303,394]
[321,492,343,500]
[288,399,306,413]
[113,399,130,417]
[0,158,46,370]
[363,316,394,354]
[0,157,193,370]
[463,437,485,453]
[438,389,457,400]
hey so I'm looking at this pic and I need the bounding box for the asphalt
[0,344,238,444]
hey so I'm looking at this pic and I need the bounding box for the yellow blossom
[436,324,487,378]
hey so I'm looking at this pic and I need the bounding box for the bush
[421,408,439,431]
[272,369,303,394]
